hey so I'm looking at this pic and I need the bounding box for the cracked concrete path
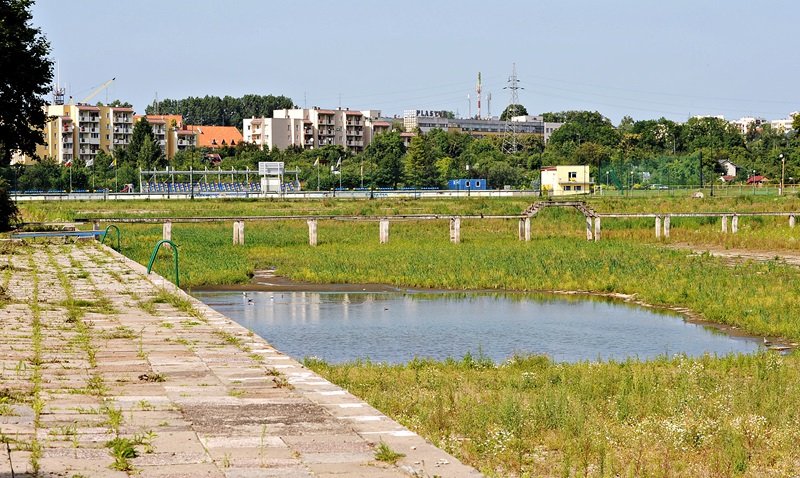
[0,242,481,477]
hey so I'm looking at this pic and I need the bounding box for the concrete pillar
[790,215,795,228]
[93,221,100,241]
[162,221,172,249]
[379,219,390,244]
[233,220,244,245]
[450,217,461,244]
[585,216,593,241]
[594,217,601,242]
[518,217,531,241]
[307,219,318,246]
[732,215,739,234]
[655,216,662,239]
[663,216,670,239]
[722,215,728,233]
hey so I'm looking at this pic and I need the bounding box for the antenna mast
[487,92,492,119]
[502,63,523,154]
[476,72,482,120]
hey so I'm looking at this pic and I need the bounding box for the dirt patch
[669,243,800,267]
[191,268,403,293]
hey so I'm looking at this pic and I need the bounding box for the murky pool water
[193,290,760,363]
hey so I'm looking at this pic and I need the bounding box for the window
[466,181,471,187]
[576,186,582,191]
[568,171,577,181]
[565,185,571,191]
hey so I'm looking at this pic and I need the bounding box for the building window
[576,186,582,191]
[568,171,577,180]
[565,186,571,191]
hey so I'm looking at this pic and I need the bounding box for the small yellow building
[541,165,593,196]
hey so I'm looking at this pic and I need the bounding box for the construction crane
[69,77,115,105]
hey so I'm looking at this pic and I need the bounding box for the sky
[31,0,800,125]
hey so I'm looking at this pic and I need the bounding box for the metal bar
[146,239,179,287]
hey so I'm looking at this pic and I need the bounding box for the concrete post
[450,217,461,244]
[162,221,172,249]
[655,216,662,239]
[790,215,795,228]
[663,216,670,239]
[732,215,739,234]
[307,219,318,246]
[594,217,601,242]
[93,221,100,241]
[379,219,390,244]
[518,217,531,241]
[722,215,728,233]
[585,216,593,241]
[233,220,244,245]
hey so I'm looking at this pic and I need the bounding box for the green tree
[548,111,620,148]
[363,131,405,188]
[0,0,53,166]
[404,134,439,188]
[500,104,528,121]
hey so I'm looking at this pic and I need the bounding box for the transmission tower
[502,63,524,154]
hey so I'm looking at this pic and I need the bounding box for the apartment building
[33,104,102,165]
[134,114,199,159]
[402,110,563,143]
[243,107,388,152]
[101,106,134,152]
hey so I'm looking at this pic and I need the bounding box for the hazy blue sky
[32,1,799,124]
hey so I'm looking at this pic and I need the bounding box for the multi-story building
[243,107,389,152]
[770,112,798,133]
[730,117,766,136]
[402,110,563,142]
[32,104,102,165]
[102,106,134,152]
[134,114,200,159]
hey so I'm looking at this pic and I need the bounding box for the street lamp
[466,164,471,196]
[779,153,785,196]
[752,169,756,195]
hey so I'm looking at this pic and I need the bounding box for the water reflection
[194,290,761,364]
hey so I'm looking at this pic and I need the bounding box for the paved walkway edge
[106,244,483,477]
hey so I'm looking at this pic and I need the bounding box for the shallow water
[193,290,760,364]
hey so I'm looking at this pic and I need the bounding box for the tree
[500,104,528,121]
[363,131,405,188]
[793,113,800,132]
[404,134,439,188]
[0,0,53,165]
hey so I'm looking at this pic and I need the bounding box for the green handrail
[100,224,120,251]
[146,240,179,287]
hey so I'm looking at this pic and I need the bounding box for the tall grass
[306,352,800,477]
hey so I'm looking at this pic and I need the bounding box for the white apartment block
[730,117,765,135]
[244,108,390,152]
[771,112,798,133]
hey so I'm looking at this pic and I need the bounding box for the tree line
[144,94,294,127]
[8,108,800,193]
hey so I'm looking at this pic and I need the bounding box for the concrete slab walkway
[0,243,481,477]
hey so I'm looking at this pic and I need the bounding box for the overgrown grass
[307,352,800,477]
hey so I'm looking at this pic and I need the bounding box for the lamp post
[629,170,634,196]
[779,153,785,196]
[752,170,756,195]
[466,164,471,196]
[605,170,611,196]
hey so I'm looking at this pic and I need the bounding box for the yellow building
[540,165,593,196]
[134,115,196,160]
[28,103,134,165]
